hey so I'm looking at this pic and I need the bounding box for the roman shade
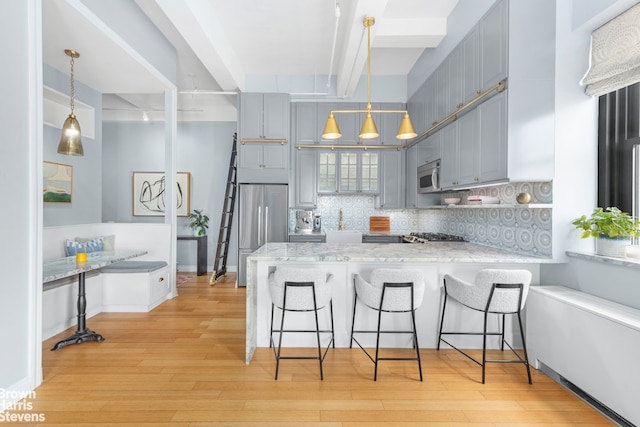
[581,2,640,97]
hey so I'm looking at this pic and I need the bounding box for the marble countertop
[247,242,551,264]
[43,250,148,283]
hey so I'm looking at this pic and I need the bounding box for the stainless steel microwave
[417,160,440,193]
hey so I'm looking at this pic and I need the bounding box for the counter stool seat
[268,267,334,380]
[437,269,533,384]
[350,268,425,381]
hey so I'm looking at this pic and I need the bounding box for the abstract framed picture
[132,172,190,216]
[43,161,73,204]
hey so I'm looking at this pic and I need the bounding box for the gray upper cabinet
[457,110,480,187]
[238,92,290,183]
[480,0,508,91]
[478,91,507,183]
[295,103,318,145]
[461,25,480,105]
[440,122,459,188]
[239,93,289,140]
[407,84,427,138]
[440,92,507,190]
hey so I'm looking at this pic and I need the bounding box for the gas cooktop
[402,232,466,243]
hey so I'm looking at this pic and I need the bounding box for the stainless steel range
[402,232,466,243]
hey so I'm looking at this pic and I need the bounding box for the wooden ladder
[210,133,237,284]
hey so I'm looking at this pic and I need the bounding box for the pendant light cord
[69,56,75,115]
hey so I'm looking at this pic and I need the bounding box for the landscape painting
[43,161,73,204]
[132,172,190,216]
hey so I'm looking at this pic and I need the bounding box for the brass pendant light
[322,17,417,142]
[57,49,84,156]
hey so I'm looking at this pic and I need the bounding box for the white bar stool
[268,267,334,380]
[437,269,533,384]
[350,268,425,381]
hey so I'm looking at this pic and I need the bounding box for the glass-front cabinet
[318,150,379,194]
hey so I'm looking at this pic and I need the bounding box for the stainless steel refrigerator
[237,184,288,287]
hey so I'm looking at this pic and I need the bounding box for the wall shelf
[427,203,552,209]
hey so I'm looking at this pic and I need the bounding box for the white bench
[43,223,173,339]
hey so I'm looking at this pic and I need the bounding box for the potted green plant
[571,207,640,256]
[188,209,210,237]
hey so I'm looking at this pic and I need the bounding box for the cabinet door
[379,103,404,145]
[435,60,449,122]
[457,110,480,186]
[238,143,264,169]
[360,151,379,193]
[263,93,290,139]
[317,103,336,144]
[448,46,462,112]
[295,103,317,145]
[408,84,427,136]
[338,103,359,144]
[240,93,264,139]
[480,0,508,91]
[461,25,480,104]
[405,145,418,208]
[294,150,317,208]
[440,122,459,189]
[318,151,337,192]
[425,75,438,130]
[377,149,404,208]
[263,144,288,169]
[420,132,442,164]
[478,91,507,182]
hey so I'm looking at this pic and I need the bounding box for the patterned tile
[288,181,553,257]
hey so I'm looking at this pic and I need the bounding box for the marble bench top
[247,242,552,264]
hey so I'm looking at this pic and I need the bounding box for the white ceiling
[42,0,459,121]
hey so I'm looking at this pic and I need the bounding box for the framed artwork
[132,172,190,216]
[43,161,73,204]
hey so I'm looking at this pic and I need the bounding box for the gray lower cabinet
[405,144,419,208]
[293,149,317,208]
[362,235,401,243]
[289,234,326,243]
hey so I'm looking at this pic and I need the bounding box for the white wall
[43,64,103,226]
[0,0,42,397]
[102,121,239,271]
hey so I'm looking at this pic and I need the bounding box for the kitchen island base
[245,243,546,364]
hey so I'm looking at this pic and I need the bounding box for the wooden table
[43,250,147,350]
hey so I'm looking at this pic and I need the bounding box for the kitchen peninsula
[245,242,551,363]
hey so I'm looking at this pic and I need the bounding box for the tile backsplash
[289,182,552,258]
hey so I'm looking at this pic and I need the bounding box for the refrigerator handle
[265,206,269,243]
[257,205,262,246]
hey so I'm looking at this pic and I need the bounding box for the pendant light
[57,49,84,156]
[322,17,417,141]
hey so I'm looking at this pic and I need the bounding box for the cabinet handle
[476,90,482,95]
[474,177,479,182]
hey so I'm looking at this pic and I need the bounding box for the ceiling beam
[153,0,245,92]
[335,0,389,99]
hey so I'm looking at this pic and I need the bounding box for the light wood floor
[31,273,614,426]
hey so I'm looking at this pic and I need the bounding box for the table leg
[51,271,104,351]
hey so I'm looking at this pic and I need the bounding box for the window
[318,151,379,193]
[598,82,640,216]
